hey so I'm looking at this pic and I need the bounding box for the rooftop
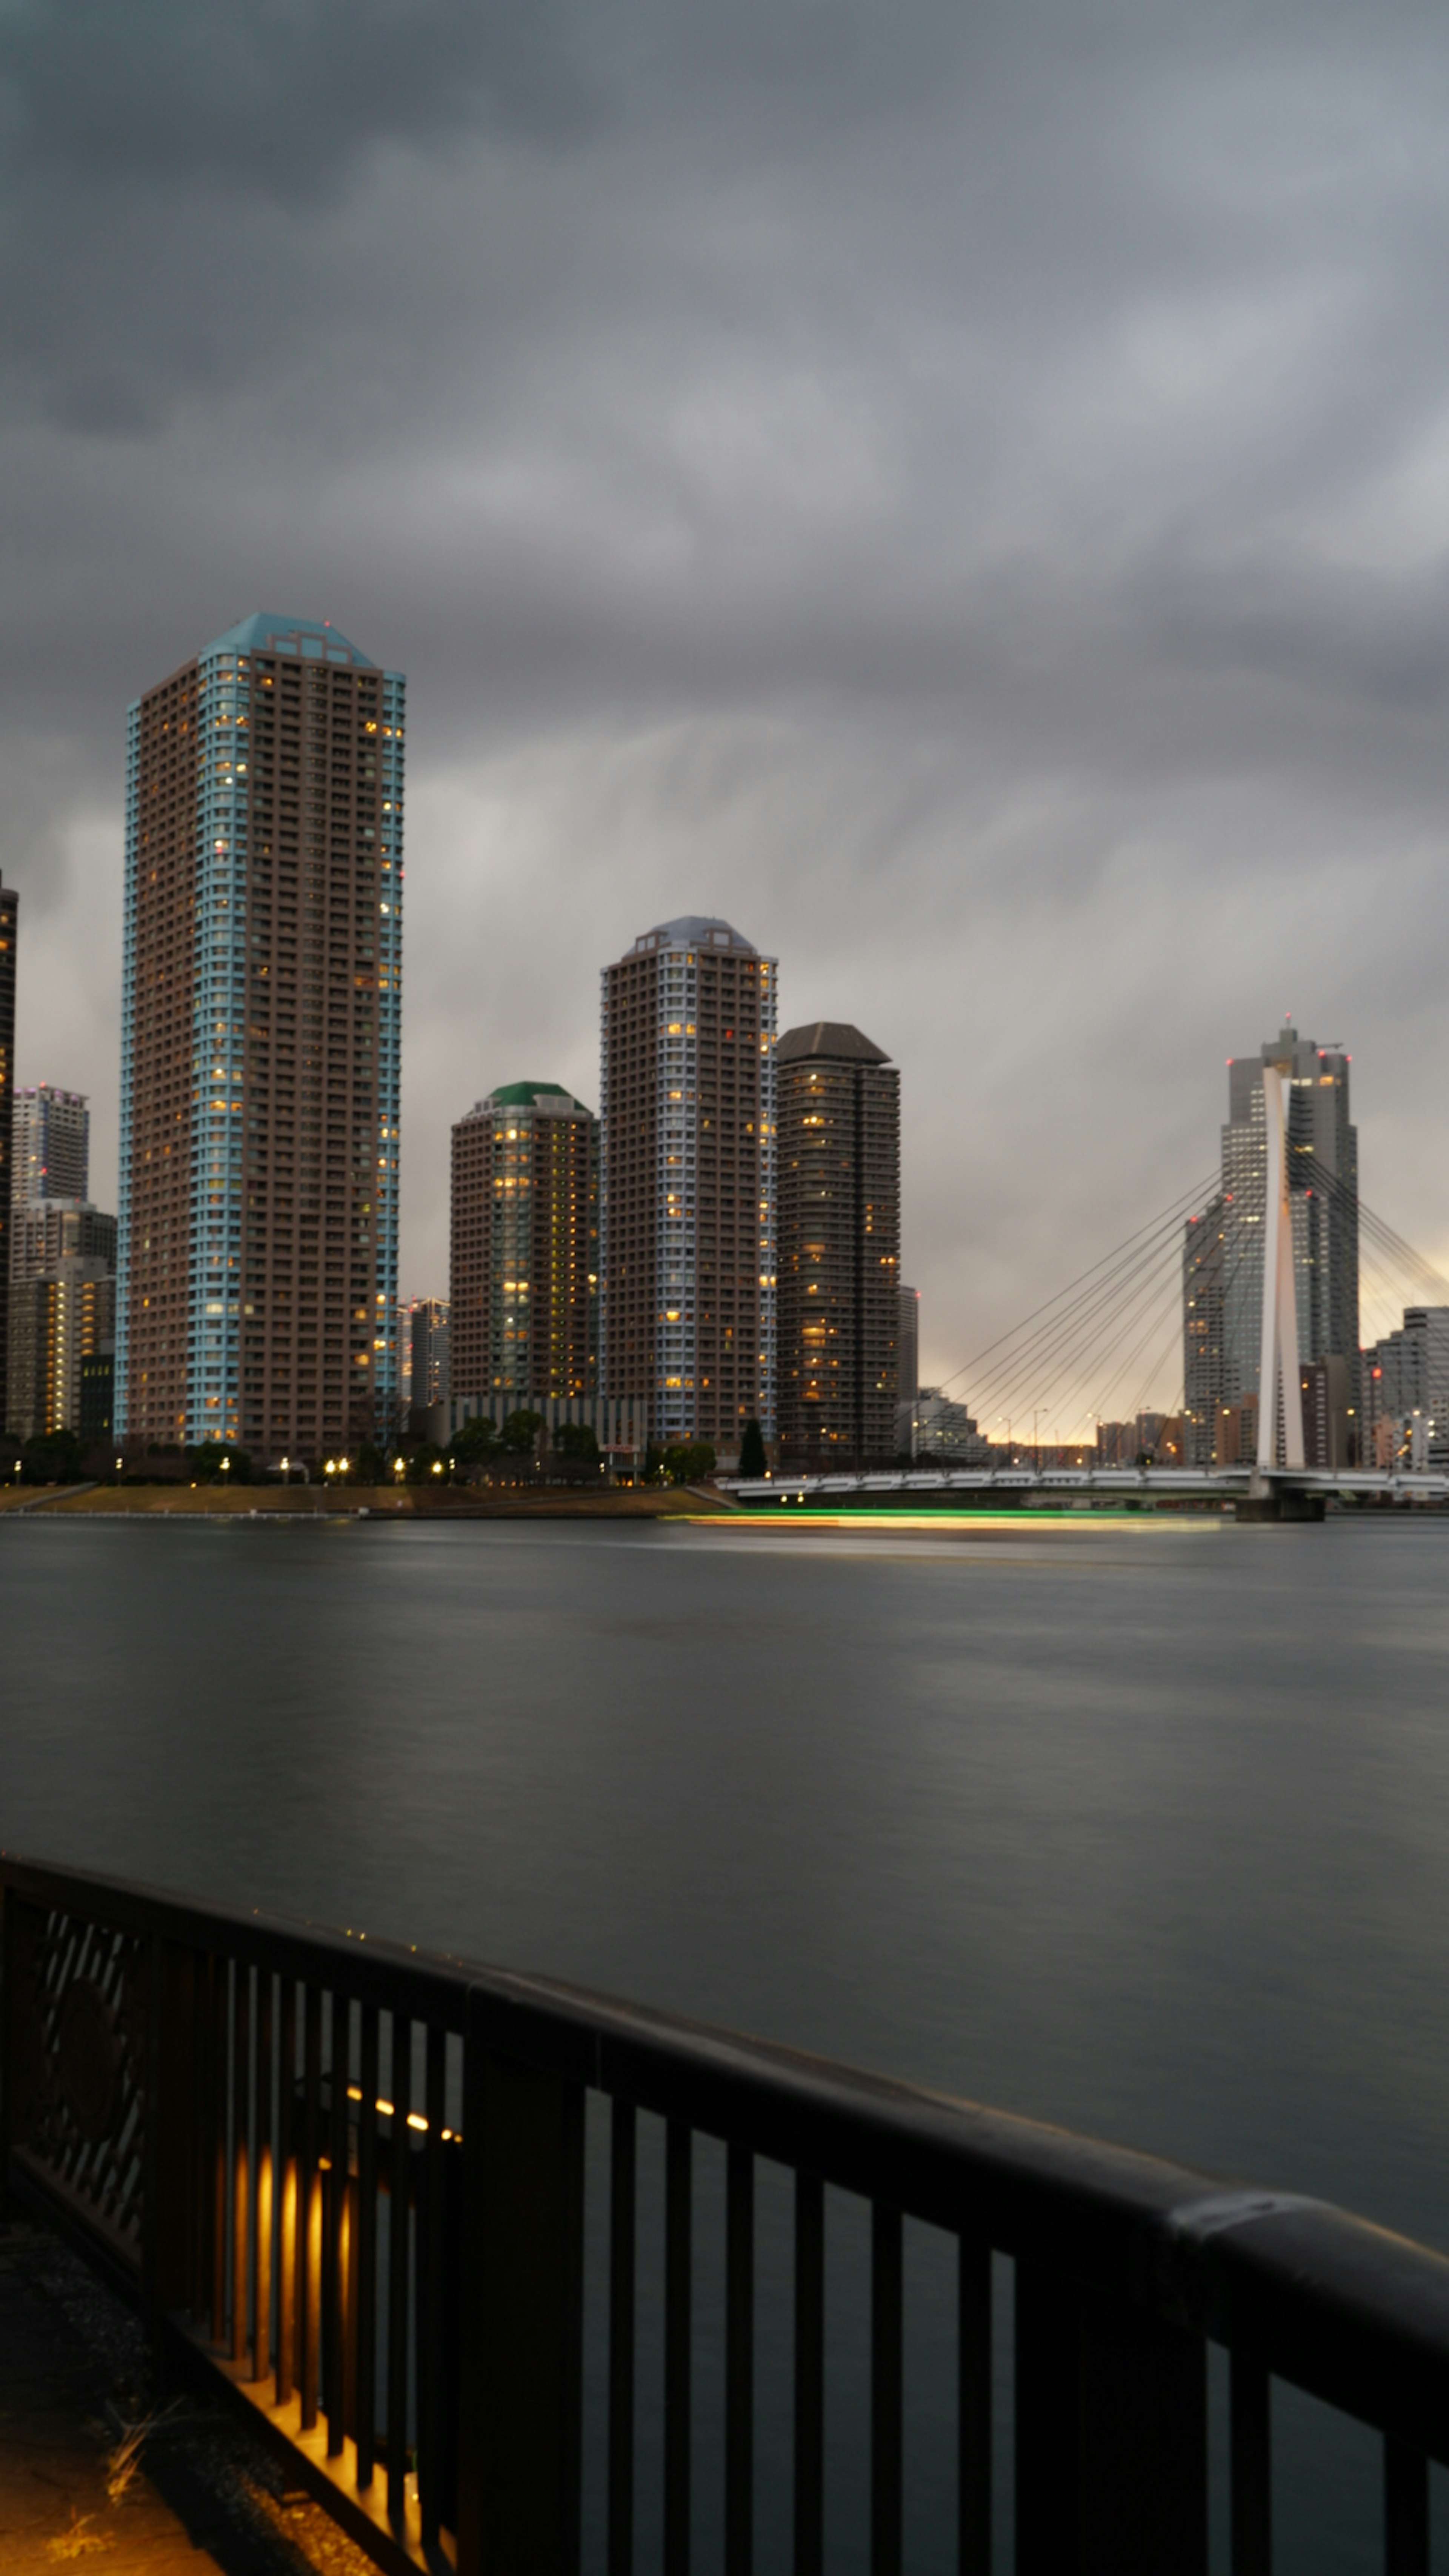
[628,917,759,957]
[203,613,377,668]
[776,1020,891,1066]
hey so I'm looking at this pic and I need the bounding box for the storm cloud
[4,0,1449,1399]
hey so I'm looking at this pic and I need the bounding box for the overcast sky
[4,0,1448,1401]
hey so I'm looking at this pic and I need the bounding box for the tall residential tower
[600,917,776,1455]
[775,1021,900,1463]
[450,1082,596,1404]
[116,615,404,1461]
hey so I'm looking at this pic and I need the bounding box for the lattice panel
[9,1903,147,2266]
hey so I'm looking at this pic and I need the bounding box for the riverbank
[0,1481,736,1518]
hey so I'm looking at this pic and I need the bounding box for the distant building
[0,873,15,1430]
[600,917,777,1457]
[7,1202,117,1442]
[914,1388,990,1462]
[1184,1027,1359,1460]
[451,1084,596,1406]
[12,1086,89,1204]
[115,615,404,1463]
[775,1021,900,1465]
[80,1350,114,1446]
[1364,1307,1449,1470]
[408,1297,451,1413]
[1095,1412,1185,1466]
[896,1284,919,1456]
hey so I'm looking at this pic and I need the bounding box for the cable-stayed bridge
[735,1050,1449,1517]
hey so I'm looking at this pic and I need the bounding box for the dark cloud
[3,0,1449,1387]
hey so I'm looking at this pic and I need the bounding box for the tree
[552,1422,601,1480]
[738,1418,768,1477]
[453,1415,501,1468]
[21,1428,87,1485]
[185,1441,253,1484]
[353,1440,386,1485]
[664,1440,715,1485]
[500,1409,545,1455]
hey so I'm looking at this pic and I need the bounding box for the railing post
[456,1990,584,2576]
[1015,2264,1207,2576]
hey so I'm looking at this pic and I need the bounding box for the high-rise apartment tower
[0,874,15,1431]
[775,1021,900,1463]
[116,616,404,1461]
[451,1084,596,1403]
[600,918,776,1453]
[13,1087,89,1203]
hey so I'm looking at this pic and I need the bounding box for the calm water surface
[3,1511,1447,2565]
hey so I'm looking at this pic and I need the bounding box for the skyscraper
[1184,1025,1359,1460]
[451,1083,596,1403]
[775,1021,900,1463]
[12,1086,89,1203]
[600,917,777,1455]
[407,1296,452,1413]
[0,873,15,1432]
[116,616,404,1461]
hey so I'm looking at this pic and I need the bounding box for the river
[3,1510,1447,2567]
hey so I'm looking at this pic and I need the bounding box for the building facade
[0,874,15,1431]
[12,1086,89,1204]
[1184,1026,1359,1460]
[775,1021,900,1464]
[450,1083,596,1404]
[407,1296,451,1413]
[7,1202,118,1442]
[1364,1307,1449,1470]
[600,918,776,1454]
[116,615,404,1463]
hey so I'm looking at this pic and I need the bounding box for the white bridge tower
[1255,1054,1305,1472]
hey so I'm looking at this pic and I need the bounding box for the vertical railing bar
[194,1949,215,2324]
[254,1967,273,2386]
[211,1955,229,2345]
[276,1975,297,2408]
[665,2118,692,2576]
[957,2235,991,2576]
[300,1982,322,2432]
[725,2140,754,2576]
[326,1987,351,2457]
[231,1958,251,2365]
[1230,2350,1271,2576]
[608,2096,637,2576]
[419,2021,446,2550]
[1384,2438,1429,2576]
[356,1999,380,2488]
[794,2168,824,2576]
[871,2201,903,2576]
[387,2011,412,2526]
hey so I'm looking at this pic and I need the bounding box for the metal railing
[3,1852,1448,2574]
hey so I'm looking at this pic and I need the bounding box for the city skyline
[6,3,1449,1400]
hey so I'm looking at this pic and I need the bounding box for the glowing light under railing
[340,2084,456,2141]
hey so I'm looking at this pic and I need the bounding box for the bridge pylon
[1252,1053,1305,1487]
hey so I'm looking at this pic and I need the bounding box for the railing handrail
[6,1847,1449,2472]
